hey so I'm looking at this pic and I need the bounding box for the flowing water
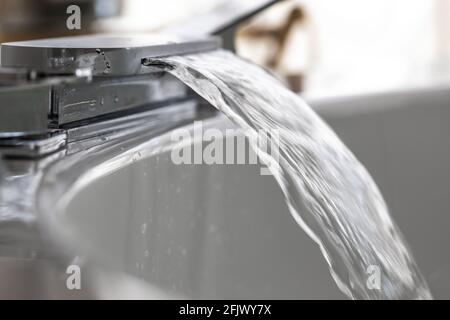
[146,50,432,299]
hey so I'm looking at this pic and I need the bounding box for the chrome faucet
[0,0,278,158]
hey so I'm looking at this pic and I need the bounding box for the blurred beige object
[237,2,311,92]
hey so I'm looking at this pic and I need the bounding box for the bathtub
[0,85,449,299]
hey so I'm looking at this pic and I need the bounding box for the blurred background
[1,0,450,300]
[1,0,449,97]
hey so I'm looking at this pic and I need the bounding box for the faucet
[0,0,280,299]
[0,0,279,158]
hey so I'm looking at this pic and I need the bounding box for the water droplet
[141,223,147,235]
[208,225,217,234]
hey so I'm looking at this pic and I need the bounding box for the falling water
[145,50,432,299]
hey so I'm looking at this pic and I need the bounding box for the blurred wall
[236,0,450,96]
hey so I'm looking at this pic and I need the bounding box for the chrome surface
[1,34,221,76]
[0,33,221,156]
[0,87,450,298]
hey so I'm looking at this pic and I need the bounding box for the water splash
[147,50,432,299]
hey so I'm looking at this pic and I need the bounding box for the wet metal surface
[1,34,221,76]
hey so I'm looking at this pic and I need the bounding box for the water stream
[146,49,432,299]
